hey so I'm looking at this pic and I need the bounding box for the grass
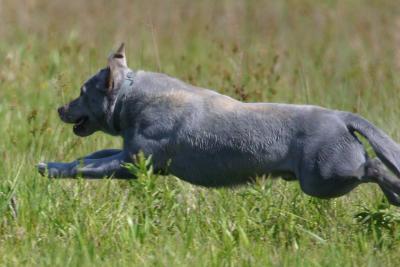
[1,0,400,266]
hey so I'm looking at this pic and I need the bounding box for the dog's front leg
[38,151,135,179]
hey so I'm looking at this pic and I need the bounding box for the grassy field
[1,0,400,266]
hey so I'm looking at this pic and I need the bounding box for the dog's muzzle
[57,106,65,116]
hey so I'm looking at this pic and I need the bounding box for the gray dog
[38,44,400,206]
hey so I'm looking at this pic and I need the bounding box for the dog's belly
[165,142,295,187]
[167,158,293,187]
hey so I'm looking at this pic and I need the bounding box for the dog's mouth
[73,116,89,131]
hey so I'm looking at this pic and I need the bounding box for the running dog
[38,44,400,206]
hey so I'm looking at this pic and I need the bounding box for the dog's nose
[57,107,64,116]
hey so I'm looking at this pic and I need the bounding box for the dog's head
[58,43,130,137]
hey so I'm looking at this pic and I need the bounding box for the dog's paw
[36,162,64,178]
[37,162,76,178]
[37,162,47,176]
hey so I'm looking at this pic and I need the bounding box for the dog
[38,43,400,206]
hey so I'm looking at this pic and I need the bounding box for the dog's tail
[340,111,400,177]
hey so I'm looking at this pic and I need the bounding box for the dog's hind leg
[364,158,400,194]
[363,158,400,206]
[378,184,400,206]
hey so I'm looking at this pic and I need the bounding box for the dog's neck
[106,70,136,135]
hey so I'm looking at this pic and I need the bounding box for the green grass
[1,0,400,266]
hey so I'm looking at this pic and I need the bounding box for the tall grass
[1,0,400,266]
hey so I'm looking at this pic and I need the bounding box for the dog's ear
[107,43,128,91]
